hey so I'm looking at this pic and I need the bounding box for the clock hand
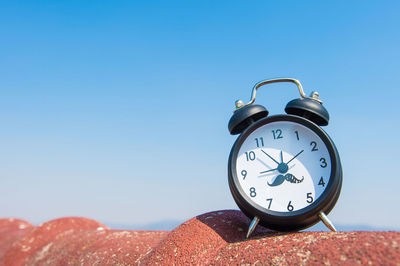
[262,164,295,177]
[257,158,277,176]
[280,151,283,163]
[286,149,304,165]
[259,168,278,174]
[261,149,280,165]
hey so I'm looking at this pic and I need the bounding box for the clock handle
[319,212,337,232]
[235,78,322,110]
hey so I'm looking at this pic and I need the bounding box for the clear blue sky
[1,0,399,229]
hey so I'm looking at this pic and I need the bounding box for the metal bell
[228,104,268,135]
[285,94,329,126]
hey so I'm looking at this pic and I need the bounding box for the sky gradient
[1,0,399,230]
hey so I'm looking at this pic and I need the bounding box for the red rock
[24,230,169,265]
[143,210,400,265]
[0,217,107,266]
[0,211,399,265]
[142,210,272,264]
[0,218,34,260]
[211,230,399,265]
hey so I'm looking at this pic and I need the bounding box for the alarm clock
[227,78,342,238]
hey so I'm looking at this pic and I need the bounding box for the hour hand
[261,149,280,165]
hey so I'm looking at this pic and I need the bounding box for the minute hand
[286,150,304,164]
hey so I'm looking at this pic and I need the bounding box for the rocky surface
[0,210,399,265]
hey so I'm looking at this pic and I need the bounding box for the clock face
[235,120,332,213]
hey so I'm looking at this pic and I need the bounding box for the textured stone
[0,217,107,266]
[142,210,272,264]
[24,230,168,265]
[0,211,399,265]
[0,218,34,260]
[144,210,400,265]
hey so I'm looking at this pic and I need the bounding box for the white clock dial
[236,121,332,213]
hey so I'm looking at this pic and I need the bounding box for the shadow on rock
[196,210,287,243]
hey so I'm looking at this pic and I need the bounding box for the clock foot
[246,216,260,238]
[319,212,337,232]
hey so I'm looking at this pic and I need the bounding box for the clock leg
[246,216,260,238]
[319,212,337,232]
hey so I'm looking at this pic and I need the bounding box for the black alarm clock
[227,78,342,238]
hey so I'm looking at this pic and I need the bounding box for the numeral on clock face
[287,201,294,212]
[249,187,256,197]
[318,177,325,187]
[241,170,247,180]
[245,151,256,161]
[310,141,318,151]
[272,129,283,139]
[236,121,332,213]
[266,198,272,209]
[320,158,327,168]
[306,192,314,203]
[255,137,264,147]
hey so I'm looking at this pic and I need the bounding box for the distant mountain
[105,219,184,231]
[305,222,399,232]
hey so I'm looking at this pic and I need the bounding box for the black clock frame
[228,114,342,231]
